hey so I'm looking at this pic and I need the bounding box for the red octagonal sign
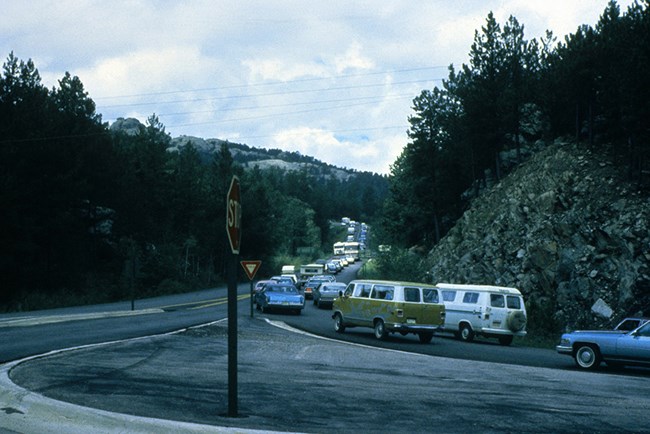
[226,175,241,254]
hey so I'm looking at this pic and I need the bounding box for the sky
[1,0,637,174]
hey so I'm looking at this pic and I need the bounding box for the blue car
[313,282,347,309]
[556,321,650,369]
[255,283,305,315]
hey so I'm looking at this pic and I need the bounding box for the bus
[343,241,360,260]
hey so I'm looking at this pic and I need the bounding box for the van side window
[423,288,439,304]
[344,284,354,297]
[442,290,456,302]
[357,284,372,298]
[507,296,522,309]
[404,287,421,302]
[371,285,394,300]
[490,294,505,308]
[463,292,479,303]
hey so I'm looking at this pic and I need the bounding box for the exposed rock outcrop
[428,139,650,333]
[109,117,145,135]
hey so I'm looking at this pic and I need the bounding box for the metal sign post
[225,176,241,418]
[241,260,262,317]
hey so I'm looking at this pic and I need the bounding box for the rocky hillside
[110,118,358,181]
[427,139,650,334]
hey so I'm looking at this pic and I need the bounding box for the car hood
[563,330,627,338]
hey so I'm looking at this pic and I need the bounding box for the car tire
[295,309,301,315]
[459,324,474,342]
[334,313,346,333]
[374,320,387,340]
[574,344,601,370]
[507,311,527,332]
[498,335,514,346]
[418,332,433,344]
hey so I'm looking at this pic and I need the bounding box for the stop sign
[226,176,241,254]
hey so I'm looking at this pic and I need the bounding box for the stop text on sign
[226,176,242,254]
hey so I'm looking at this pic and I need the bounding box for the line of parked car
[253,272,650,372]
[252,274,345,315]
[254,276,529,347]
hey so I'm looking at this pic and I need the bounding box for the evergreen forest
[378,1,650,250]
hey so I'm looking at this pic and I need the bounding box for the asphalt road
[2,262,650,432]
[4,314,650,433]
[0,285,250,363]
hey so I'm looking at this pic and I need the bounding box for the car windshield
[634,322,650,336]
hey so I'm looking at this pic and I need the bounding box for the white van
[437,283,527,346]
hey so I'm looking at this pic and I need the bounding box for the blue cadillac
[556,321,650,370]
[255,283,305,315]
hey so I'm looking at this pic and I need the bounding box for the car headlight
[559,338,570,346]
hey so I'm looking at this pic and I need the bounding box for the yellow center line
[188,294,250,310]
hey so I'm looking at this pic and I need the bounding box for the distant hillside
[110,118,361,181]
[170,135,356,181]
[427,139,650,334]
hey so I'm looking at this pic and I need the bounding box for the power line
[150,93,417,118]
[97,78,445,109]
[93,66,449,101]
[105,94,414,126]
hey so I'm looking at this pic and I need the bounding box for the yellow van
[332,280,445,343]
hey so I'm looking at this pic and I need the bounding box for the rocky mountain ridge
[110,118,356,181]
[427,139,650,333]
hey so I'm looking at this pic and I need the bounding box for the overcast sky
[1,1,636,174]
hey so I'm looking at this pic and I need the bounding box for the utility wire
[98,78,444,109]
[93,66,449,100]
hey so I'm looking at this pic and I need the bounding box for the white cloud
[270,127,401,174]
[2,0,637,174]
[242,59,329,82]
[334,42,375,73]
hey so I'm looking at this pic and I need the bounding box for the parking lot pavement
[3,315,650,433]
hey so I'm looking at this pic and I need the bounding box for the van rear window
[507,296,522,309]
[423,288,439,304]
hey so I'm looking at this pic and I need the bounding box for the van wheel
[574,344,601,370]
[459,324,474,342]
[418,332,433,344]
[374,320,387,340]
[334,313,346,333]
[498,335,514,346]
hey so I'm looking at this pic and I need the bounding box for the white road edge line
[0,317,286,434]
